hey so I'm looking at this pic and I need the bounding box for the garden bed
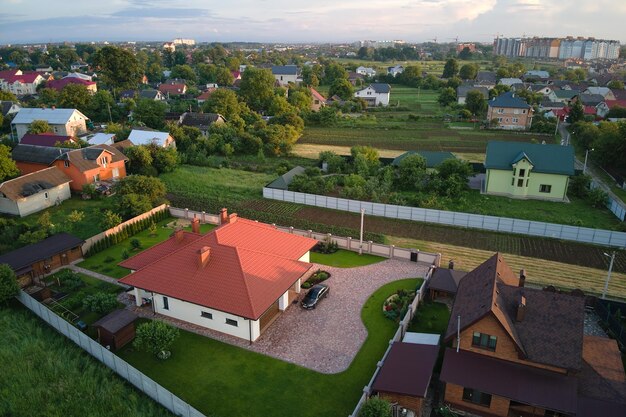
[301,269,331,289]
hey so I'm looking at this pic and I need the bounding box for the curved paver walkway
[120,259,429,374]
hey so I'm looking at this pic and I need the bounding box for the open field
[119,279,420,417]
[387,235,626,299]
[78,217,215,279]
[0,304,173,417]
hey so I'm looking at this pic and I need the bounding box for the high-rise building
[494,36,620,61]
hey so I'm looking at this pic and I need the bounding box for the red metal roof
[119,218,317,319]
[159,83,186,95]
[47,77,96,91]
[605,99,626,109]
[3,72,41,84]
[310,87,326,103]
[20,133,75,147]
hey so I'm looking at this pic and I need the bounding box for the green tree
[215,66,235,86]
[239,67,276,111]
[328,79,354,100]
[323,62,348,85]
[465,90,487,116]
[287,89,313,112]
[125,145,155,175]
[37,88,59,107]
[607,80,624,90]
[437,87,457,107]
[358,397,392,417]
[133,99,167,129]
[0,264,19,305]
[202,88,242,120]
[0,144,19,182]
[568,100,584,124]
[116,193,153,218]
[114,175,166,205]
[587,188,608,208]
[82,293,118,314]
[58,84,91,110]
[397,153,427,190]
[170,64,197,84]
[27,120,51,134]
[148,144,179,174]
[66,210,85,232]
[100,210,122,230]
[459,63,478,80]
[442,58,459,78]
[458,46,473,60]
[133,320,180,358]
[93,46,142,90]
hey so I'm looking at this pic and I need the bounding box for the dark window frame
[162,296,169,310]
[539,184,552,193]
[225,318,238,327]
[472,331,497,350]
[201,311,213,319]
[462,387,492,407]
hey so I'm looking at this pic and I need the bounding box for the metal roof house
[11,108,88,141]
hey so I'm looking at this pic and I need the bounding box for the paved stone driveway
[251,259,429,373]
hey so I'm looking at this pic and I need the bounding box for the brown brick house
[439,253,626,417]
[487,91,534,130]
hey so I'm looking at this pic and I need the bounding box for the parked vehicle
[301,284,329,309]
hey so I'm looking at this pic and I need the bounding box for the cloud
[110,7,211,19]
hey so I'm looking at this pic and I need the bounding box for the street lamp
[601,251,616,299]
[583,148,594,174]
[359,208,365,255]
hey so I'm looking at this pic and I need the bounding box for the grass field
[78,218,215,279]
[0,304,173,417]
[408,301,450,335]
[119,279,420,417]
[310,249,385,268]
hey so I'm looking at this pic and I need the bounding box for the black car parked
[301,284,329,309]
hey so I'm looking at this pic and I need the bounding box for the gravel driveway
[250,259,429,373]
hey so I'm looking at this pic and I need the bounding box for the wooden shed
[92,309,138,351]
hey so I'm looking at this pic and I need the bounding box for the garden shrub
[56,270,83,292]
[82,293,118,314]
[134,320,180,358]
[359,397,392,417]
[104,256,115,263]
[314,236,339,254]
[130,238,142,250]
[383,289,415,322]
[301,282,312,289]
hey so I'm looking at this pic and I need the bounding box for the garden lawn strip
[310,249,385,268]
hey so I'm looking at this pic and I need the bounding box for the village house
[179,112,226,136]
[119,211,318,342]
[20,133,78,147]
[0,166,72,217]
[139,89,166,101]
[475,71,497,89]
[387,65,404,77]
[356,66,377,77]
[483,141,574,202]
[127,129,176,148]
[498,77,524,87]
[47,77,97,94]
[347,72,365,86]
[456,85,489,105]
[354,83,391,107]
[11,143,128,191]
[487,92,534,130]
[158,80,187,98]
[272,65,300,86]
[11,108,88,141]
[0,69,45,96]
[309,87,326,111]
[440,253,626,417]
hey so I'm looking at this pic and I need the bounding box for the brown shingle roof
[579,336,626,404]
[92,309,137,333]
[427,267,467,293]
[0,167,70,200]
[57,144,128,172]
[445,253,585,370]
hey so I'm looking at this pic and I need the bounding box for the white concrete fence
[348,267,434,417]
[263,187,626,249]
[16,291,206,417]
[168,207,441,266]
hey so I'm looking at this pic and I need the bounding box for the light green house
[484,141,575,202]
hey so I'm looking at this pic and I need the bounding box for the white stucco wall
[150,291,261,342]
[0,183,71,217]
[298,251,310,263]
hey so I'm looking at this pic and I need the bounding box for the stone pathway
[68,262,128,288]
[120,259,429,374]
[583,309,608,337]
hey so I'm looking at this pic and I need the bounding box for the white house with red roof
[119,210,317,342]
[0,69,45,96]
[310,87,326,111]
[47,77,97,94]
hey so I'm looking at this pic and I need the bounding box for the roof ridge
[233,247,259,318]
[0,166,58,183]
[119,231,204,271]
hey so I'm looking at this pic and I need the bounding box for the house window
[44,192,49,199]
[201,311,213,319]
[100,157,107,167]
[93,174,100,183]
[162,296,169,310]
[497,108,504,114]
[511,177,515,186]
[523,109,527,114]
[519,169,526,177]
[462,387,492,407]
[540,184,552,193]
[512,118,519,123]
[517,179,524,187]
[472,332,497,350]
[497,117,502,122]
[225,318,238,327]
[514,109,520,114]
[513,168,516,176]
[64,160,70,168]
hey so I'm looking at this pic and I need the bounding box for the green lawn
[78,218,215,279]
[16,196,115,240]
[119,278,420,417]
[408,301,451,334]
[310,249,386,268]
[44,269,125,326]
[0,303,174,417]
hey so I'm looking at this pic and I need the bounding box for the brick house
[487,91,534,130]
[440,253,626,417]
[119,210,318,342]
[12,144,128,191]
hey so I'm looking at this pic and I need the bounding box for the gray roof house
[266,166,306,190]
[457,86,489,105]
[11,108,88,140]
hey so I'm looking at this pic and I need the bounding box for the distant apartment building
[358,40,405,49]
[456,43,476,53]
[173,38,195,46]
[494,36,620,61]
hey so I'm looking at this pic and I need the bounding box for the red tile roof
[3,72,42,84]
[0,69,20,80]
[159,83,186,95]
[47,77,96,91]
[310,87,326,103]
[605,99,626,109]
[119,218,317,319]
[197,88,217,100]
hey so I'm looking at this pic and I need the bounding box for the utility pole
[583,148,594,174]
[107,103,113,123]
[602,252,616,299]
[359,208,365,255]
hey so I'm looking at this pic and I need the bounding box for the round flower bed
[383,289,415,322]
[301,269,331,289]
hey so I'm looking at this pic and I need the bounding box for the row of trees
[570,120,626,173]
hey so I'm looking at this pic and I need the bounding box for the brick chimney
[448,259,455,270]
[174,227,184,242]
[516,295,527,322]
[191,216,200,234]
[519,269,526,287]
[220,208,228,224]
[228,213,238,223]
[198,246,211,268]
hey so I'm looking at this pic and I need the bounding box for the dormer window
[100,156,107,167]
[64,160,70,168]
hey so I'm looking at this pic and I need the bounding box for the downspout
[249,319,252,345]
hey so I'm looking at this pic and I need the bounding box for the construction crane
[447,37,459,43]
[430,37,438,43]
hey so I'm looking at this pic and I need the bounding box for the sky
[1,0,625,45]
